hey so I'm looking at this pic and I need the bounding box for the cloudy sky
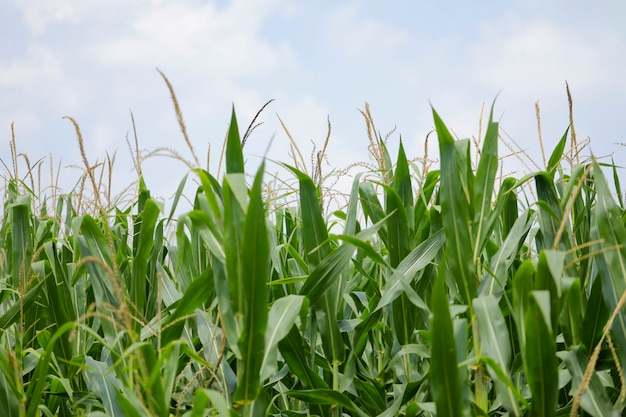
[2,0,626,207]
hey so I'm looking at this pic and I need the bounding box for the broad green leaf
[84,356,124,417]
[473,104,498,257]
[343,173,363,237]
[33,259,73,366]
[359,181,387,243]
[278,327,329,389]
[512,260,535,348]
[139,342,168,417]
[582,275,609,351]
[234,163,270,404]
[8,193,33,291]
[0,274,48,331]
[226,105,244,174]
[198,389,239,417]
[223,172,247,326]
[474,295,511,371]
[260,294,305,381]
[559,347,618,417]
[414,170,439,239]
[387,143,417,345]
[474,295,519,415]
[524,291,558,417]
[559,277,583,347]
[130,185,160,320]
[284,164,332,266]
[481,356,526,415]
[536,250,564,331]
[546,128,568,174]
[430,262,462,417]
[375,229,444,311]
[388,141,413,267]
[480,210,533,296]
[611,157,624,208]
[195,312,237,399]
[433,108,477,307]
[0,356,20,417]
[535,173,573,255]
[160,269,212,346]
[590,162,626,366]
[286,389,368,417]
[500,177,519,238]
[454,139,473,211]
[354,378,386,415]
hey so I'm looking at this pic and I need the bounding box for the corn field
[1,90,626,416]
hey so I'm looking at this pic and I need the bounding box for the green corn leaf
[546,128,568,174]
[535,173,573,255]
[343,173,363,237]
[385,183,410,268]
[286,389,368,417]
[278,327,329,389]
[430,261,462,417]
[160,269,212,345]
[474,295,519,415]
[535,250,564,331]
[524,291,558,417]
[131,187,160,320]
[590,161,626,364]
[285,165,348,366]
[611,157,624,208]
[223,172,248,324]
[375,229,444,311]
[480,210,533,296]
[358,181,387,243]
[234,163,270,404]
[454,139,474,212]
[474,295,511,371]
[193,389,238,417]
[353,378,386,415]
[481,356,527,414]
[284,164,332,266]
[0,272,47,333]
[512,259,535,349]
[115,387,146,417]
[414,170,439,239]
[582,275,610,351]
[387,143,418,345]
[84,356,125,417]
[433,107,477,307]
[8,193,33,291]
[193,168,224,219]
[138,342,168,417]
[226,105,244,174]
[195,312,237,399]
[560,277,583,347]
[473,104,499,256]
[0,353,20,417]
[260,294,305,381]
[559,347,618,417]
[500,177,520,238]
[31,259,73,366]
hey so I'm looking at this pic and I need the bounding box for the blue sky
[2,0,626,207]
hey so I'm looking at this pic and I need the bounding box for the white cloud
[94,0,298,78]
[470,17,624,95]
[0,45,62,88]
[324,3,410,58]
[15,0,81,34]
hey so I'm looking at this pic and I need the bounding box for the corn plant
[1,91,626,417]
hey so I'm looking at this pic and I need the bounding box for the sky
[1,0,626,210]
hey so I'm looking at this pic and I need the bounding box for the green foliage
[1,100,626,417]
